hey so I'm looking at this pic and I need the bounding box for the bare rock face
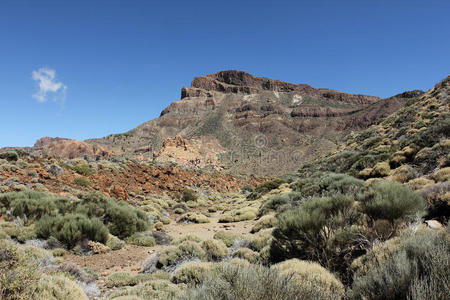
[89,70,424,175]
[33,137,115,159]
[183,70,380,105]
[153,136,225,170]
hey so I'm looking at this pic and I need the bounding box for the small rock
[425,220,443,229]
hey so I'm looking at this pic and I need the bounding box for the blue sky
[0,0,449,148]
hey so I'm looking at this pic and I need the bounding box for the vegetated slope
[89,70,417,176]
[302,75,450,221]
[304,75,449,178]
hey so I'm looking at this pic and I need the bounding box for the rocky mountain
[88,70,422,176]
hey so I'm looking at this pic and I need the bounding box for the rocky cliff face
[182,70,380,105]
[88,71,421,175]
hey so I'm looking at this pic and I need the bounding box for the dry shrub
[272,259,345,298]
[34,274,88,300]
[172,261,215,284]
[201,239,228,261]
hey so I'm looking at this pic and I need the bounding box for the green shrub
[0,151,18,162]
[259,193,301,216]
[255,178,287,194]
[74,177,91,187]
[240,185,254,193]
[350,237,402,277]
[181,188,198,202]
[22,245,48,261]
[201,239,228,261]
[271,194,362,275]
[36,213,108,248]
[78,192,149,239]
[0,190,68,224]
[73,163,96,176]
[293,172,365,197]
[0,240,40,299]
[127,231,156,246]
[106,205,145,239]
[10,193,58,223]
[358,181,426,223]
[248,178,287,199]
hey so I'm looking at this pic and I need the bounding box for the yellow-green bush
[350,237,402,277]
[178,212,210,223]
[349,229,450,300]
[0,240,39,299]
[126,231,156,246]
[158,241,206,268]
[107,279,182,300]
[251,215,278,233]
[433,167,450,182]
[172,235,202,245]
[272,259,345,298]
[201,239,228,261]
[406,177,435,190]
[106,234,125,250]
[106,272,136,288]
[74,177,91,187]
[52,248,68,257]
[22,245,48,261]
[2,224,36,242]
[73,163,96,176]
[172,261,215,284]
[250,229,273,252]
[372,161,390,177]
[34,274,88,300]
[390,165,415,183]
[179,261,338,300]
[231,248,260,263]
[213,230,244,247]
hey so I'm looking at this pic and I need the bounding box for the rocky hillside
[304,75,449,177]
[302,75,449,221]
[89,71,418,176]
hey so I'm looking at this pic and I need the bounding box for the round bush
[272,259,345,298]
[201,239,228,261]
[358,181,426,222]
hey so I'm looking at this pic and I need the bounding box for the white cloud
[31,68,67,103]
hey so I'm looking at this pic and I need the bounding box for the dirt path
[65,212,257,277]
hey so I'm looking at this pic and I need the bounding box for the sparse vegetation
[74,177,91,187]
